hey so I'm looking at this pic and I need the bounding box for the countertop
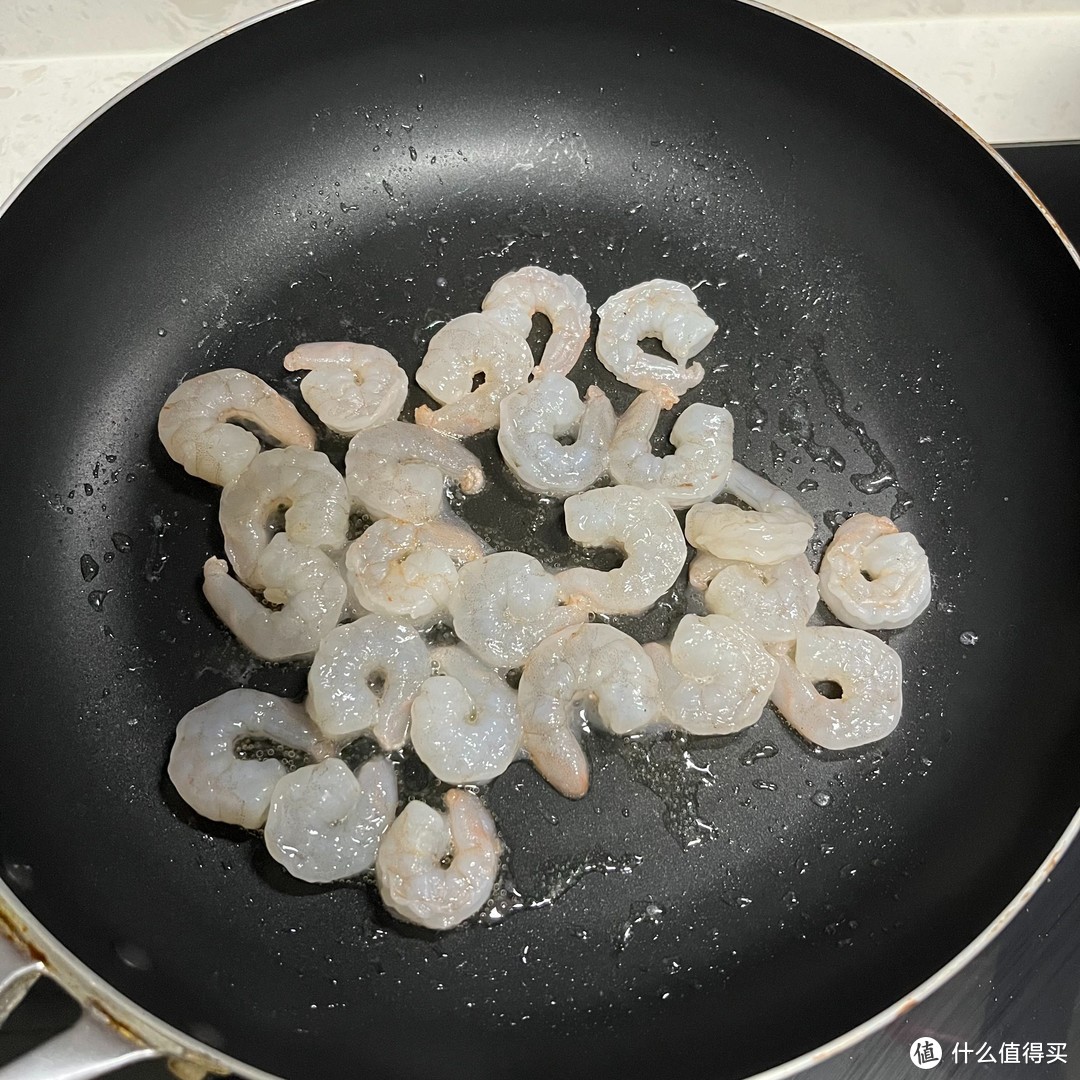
[0,3,1078,1079]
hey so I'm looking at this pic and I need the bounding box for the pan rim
[0,1,1077,1078]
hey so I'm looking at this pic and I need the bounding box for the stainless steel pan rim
[0,1,1076,1077]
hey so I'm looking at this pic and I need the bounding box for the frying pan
[0,1,1078,1078]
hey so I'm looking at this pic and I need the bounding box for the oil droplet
[753,779,778,791]
[88,589,111,612]
[157,328,167,337]
[783,891,799,906]
[796,478,819,493]
[408,146,418,161]
[811,791,832,807]
[83,483,93,496]
[840,863,858,878]
[115,942,152,971]
[80,554,100,581]
[3,861,33,890]
[382,179,394,197]
[734,896,753,909]
[959,631,979,647]
[111,532,132,553]
[937,600,956,614]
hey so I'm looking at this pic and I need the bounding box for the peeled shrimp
[818,513,931,630]
[264,756,397,883]
[344,420,485,524]
[167,688,330,829]
[345,517,485,625]
[413,313,534,437]
[158,368,315,486]
[202,536,347,662]
[481,266,591,376]
[411,646,522,785]
[375,789,501,931]
[497,373,616,497]
[282,341,408,436]
[518,623,661,799]
[702,555,819,643]
[595,280,716,407]
[448,552,589,669]
[609,393,734,508]
[770,627,903,749]
[306,614,430,748]
[556,486,685,615]
[644,614,778,736]
[218,447,349,588]
[685,463,815,565]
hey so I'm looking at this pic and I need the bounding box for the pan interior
[0,3,1077,1079]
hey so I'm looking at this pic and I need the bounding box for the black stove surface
[1,142,1078,1080]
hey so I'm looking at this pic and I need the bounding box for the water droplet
[959,631,979,647]
[157,328,167,337]
[80,554,100,581]
[740,742,778,765]
[811,791,832,807]
[115,942,151,971]
[88,589,111,612]
[3,861,33,890]
[111,532,132,553]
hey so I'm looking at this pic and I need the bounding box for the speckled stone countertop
[1,0,1079,202]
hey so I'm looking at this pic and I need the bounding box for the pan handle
[0,936,162,1080]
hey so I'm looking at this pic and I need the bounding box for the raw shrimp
[167,688,330,829]
[448,552,589,669]
[413,313,534,437]
[375,789,501,931]
[202,536,347,662]
[481,266,591,376]
[644,614,778,736]
[344,420,485,524]
[218,447,349,588]
[608,393,734,508]
[702,555,819,643]
[263,756,397,883]
[556,486,685,615]
[306,614,430,748]
[345,517,485,624]
[282,341,409,436]
[818,513,931,630]
[770,627,903,749]
[411,646,522,785]
[518,623,661,799]
[158,368,315,486]
[685,463,815,565]
[497,373,616,497]
[595,280,716,407]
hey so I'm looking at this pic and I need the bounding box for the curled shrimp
[685,463,815,565]
[644,614,778,736]
[306,614,430,748]
[556,486,685,615]
[219,447,349,588]
[344,420,485,524]
[497,373,616,497]
[375,788,501,930]
[413,313,534,437]
[448,551,589,669]
[264,756,397,883]
[769,627,903,749]
[282,341,408,436]
[202,536,347,662]
[609,392,734,508]
[818,513,931,630]
[410,646,522,785]
[345,517,485,625]
[167,688,331,829]
[518,623,662,799]
[158,368,315,486]
[700,555,819,643]
[480,266,591,376]
[595,280,717,407]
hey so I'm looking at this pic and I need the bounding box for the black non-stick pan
[1,2,1078,1078]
